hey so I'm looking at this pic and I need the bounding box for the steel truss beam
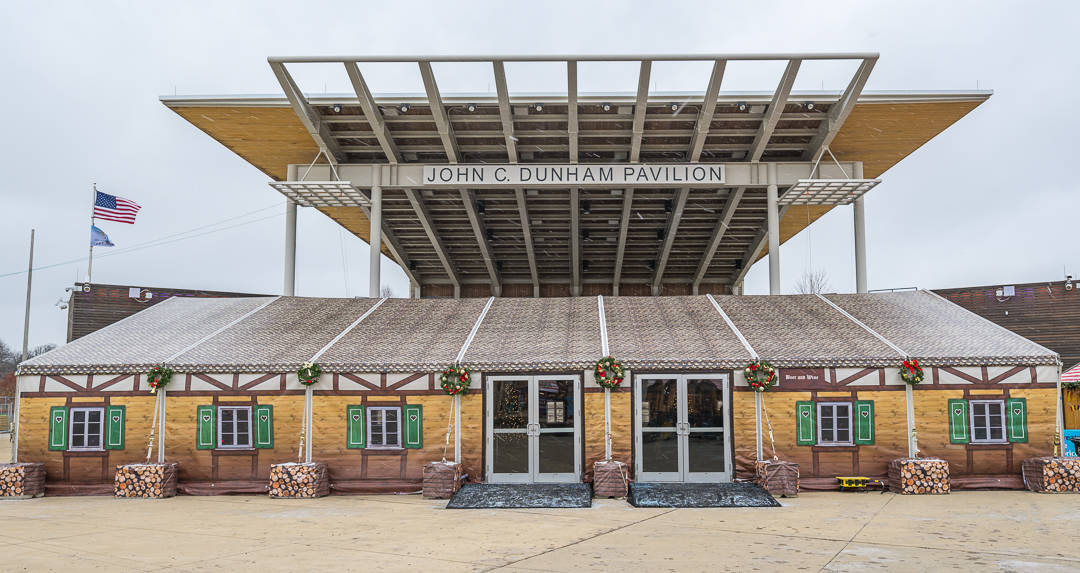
[748,59,802,162]
[344,63,401,163]
[693,186,745,294]
[803,57,877,161]
[269,62,345,163]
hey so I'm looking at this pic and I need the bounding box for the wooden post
[754,391,764,461]
[453,394,461,464]
[905,383,917,457]
[604,387,612,460]
[157,387,166,463]
[304,385,313,463]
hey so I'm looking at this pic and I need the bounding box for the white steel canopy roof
[161,53,991,298]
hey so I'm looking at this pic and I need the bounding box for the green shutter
[404,404,423,449]
[796,401,816,445]
[254,404,274,449]
[854,400,874,445]
[196,405,216,450]
[948,398,969,444]
[105,405,126,450]
[1006,397,1028,443]
[346,405,365,449]
[48,406,68,451]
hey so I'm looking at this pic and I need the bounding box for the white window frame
[217,406,253,450]
[969,400,1007,444]
[816,402,854,446]
[68,407,105,451]
[366,406,402,449]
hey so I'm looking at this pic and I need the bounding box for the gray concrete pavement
[2,440,1079,572]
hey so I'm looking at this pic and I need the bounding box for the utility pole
[21,229,35,361]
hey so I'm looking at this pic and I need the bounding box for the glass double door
[487,375,581,483]
[635,374,731,482]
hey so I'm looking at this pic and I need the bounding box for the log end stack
[592,460,629,498]
[422,461,462,499]
[755,460,799,497]
[114,463,179,498]
[269,462,330,499]
[1022,457,1080,493]
[888,458,950,494]
[0,463,46,498]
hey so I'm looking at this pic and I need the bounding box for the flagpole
[87,183,96,283]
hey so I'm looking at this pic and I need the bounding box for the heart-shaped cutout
[112,416,120,422]
[202,415,210,422]
[55,416,62,423]
[260,415,268,422]
[352,414,360,421]
[801,411,809,418]
[953,409,962,416]
[861,411,869,417]
[1013,409,1021,415]
[410,414,418,422]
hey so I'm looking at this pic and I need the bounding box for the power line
[0,204,285,280]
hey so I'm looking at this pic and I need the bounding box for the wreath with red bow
[594,356,625,389]
[146,365,172,394]
[439,363,472,395]
[743,360,777,392]
[900,359,924,385]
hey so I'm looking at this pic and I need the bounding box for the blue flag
[90,225,115,247]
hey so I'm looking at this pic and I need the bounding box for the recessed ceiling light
[805,102,815,111]
[399,103,410,113]
[737,102,747,112]
[331,104,342,113]
[466,103,477,112]
[669,103,679,112]
[601,103,612,112]
[534,103,544,112]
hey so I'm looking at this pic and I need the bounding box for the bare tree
[795,269,830,294]
[380,285,395,298]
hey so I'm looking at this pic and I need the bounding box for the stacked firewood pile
[114,463,179,498]
[269,462,330,498]
[755,460,799,497]
[0,463,45,498]
[888,458,950,494]
[593,460,629,498]
[423,461,462,499]
[1023,457,1080,493]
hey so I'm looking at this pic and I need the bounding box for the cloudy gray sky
[2,0,1078,349]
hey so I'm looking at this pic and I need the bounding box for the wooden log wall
[583,389,632,482]
[934,282,1080,370]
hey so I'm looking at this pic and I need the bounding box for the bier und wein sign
[422,163,725,187]
[779,368,826,387]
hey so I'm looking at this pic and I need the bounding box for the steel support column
[369,166,382,298]
[284,164,298,296]
[766,163,781,295]
[853,161,868,293]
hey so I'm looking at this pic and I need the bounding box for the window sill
[812,444,857,452]
[214,447,256,452]
[967,442,1011,449]
[66,448,106,453]
[363,446,405,452]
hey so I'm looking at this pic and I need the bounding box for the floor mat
[627,482,780,508]
[446,483,593,509]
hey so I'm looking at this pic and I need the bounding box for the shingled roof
[17,291,1058,376]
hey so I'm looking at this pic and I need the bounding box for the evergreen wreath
[594,356,625,389]
[147,365,172,393]
[900,359,925,385]
[743,360,777,392]
[297,362,322,386]
[440,363,471,395]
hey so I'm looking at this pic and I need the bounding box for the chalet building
[10,53,1067,495]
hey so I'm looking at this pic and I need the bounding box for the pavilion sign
[421,163,725,188]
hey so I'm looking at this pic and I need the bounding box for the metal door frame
[634,373,732,483]
[485,374,581,483]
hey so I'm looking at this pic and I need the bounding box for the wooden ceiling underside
[167,98,985,286]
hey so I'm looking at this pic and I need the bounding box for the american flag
[93,190,141,224]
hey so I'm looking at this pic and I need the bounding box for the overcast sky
[1,0,1078,350]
